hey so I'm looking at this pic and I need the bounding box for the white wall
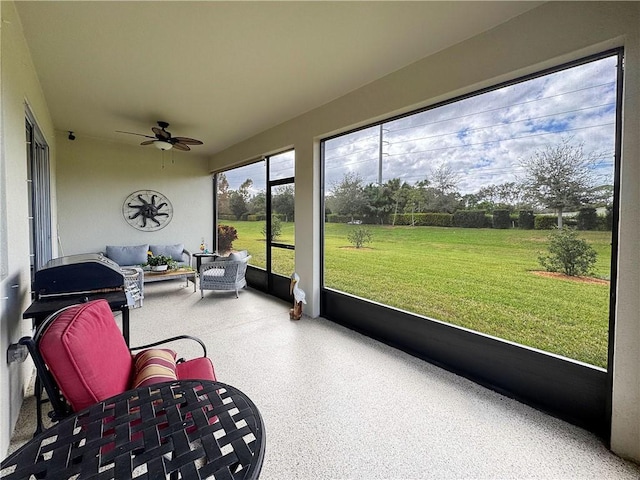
[0,1,57,455]
[56,135,213,258]
[208,2,640,462]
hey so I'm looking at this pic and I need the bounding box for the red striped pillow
[132,349,177,388]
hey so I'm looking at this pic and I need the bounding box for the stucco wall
[0,1,57,456]
[55,135,213,259]
[208,2,640,461]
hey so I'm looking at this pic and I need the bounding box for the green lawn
[227,220,612,368]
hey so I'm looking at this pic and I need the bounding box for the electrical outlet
[7,343,28,364]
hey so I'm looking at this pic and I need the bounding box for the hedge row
[223,210,611,231]
[219,213,290,222]
[386,213,454,227]
[324,210,611,231]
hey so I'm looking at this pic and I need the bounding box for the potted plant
[146,253,176,272]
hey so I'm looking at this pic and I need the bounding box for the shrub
[518,210,534,230]
[453,210,488,228]
[217,224,238,253]
[577,207,598,230]
[538,227,597,276]
[492,209,511,229]
[534,215,558,230]
[347,226,372,248]
[261,215,282,241]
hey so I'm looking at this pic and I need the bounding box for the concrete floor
[8,281,640,479]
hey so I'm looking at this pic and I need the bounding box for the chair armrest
[130,334,207,358]
[182,248,192,266]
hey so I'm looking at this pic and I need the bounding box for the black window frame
[319,48,624,441]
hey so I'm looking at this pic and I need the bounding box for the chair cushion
[202,268,225,278]
[106,244,149,266]
[149,244,184,262]
[39,300,133,412]
[176,357,216,381]
[132,349,178,388]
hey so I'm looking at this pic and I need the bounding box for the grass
[225,220,612,368]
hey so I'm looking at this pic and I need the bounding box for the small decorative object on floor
[289,272,306,320]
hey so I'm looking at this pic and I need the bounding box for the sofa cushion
[149,244,184,262]
[106,244,149,266]
[132,349,178,388]
[39,300,133,412]
[176,357,216,381]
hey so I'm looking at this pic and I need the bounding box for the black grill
[34,254,124,297]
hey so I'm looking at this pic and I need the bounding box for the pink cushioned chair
[20,299,216,434]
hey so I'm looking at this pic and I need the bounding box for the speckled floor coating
[9,281,640,479]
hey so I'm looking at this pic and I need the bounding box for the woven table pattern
[1,380,265,480]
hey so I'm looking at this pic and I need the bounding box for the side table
[1,380,266,480]
[194,252,219,273]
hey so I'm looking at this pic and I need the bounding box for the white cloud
[325,54,618,194]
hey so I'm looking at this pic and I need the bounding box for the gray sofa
[103,243,192,270]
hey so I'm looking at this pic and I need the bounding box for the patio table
[143,267,197,292]
[0,379,266,480]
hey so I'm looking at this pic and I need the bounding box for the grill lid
[34,254,124,296]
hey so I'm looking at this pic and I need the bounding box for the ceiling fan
[116,121,203,151]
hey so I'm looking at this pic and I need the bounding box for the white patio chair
[199,251,251,298]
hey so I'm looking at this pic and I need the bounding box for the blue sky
[225,54,618,197]
[325,54,618,195]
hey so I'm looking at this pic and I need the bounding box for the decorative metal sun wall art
[123,190,173,231]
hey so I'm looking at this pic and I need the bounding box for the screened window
[215,150,295,277]
[26,110,52,283]
[322,51,620,369]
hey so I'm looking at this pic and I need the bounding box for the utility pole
[378,125,389,185]
[378,124,384,185]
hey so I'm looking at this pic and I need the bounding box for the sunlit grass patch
[230,221,612,368]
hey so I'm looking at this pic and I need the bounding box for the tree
[362,178,416,225]
[330,173,367,221]
[431,163,461,195]
[216,173,230,215]
[248,191,266,216]
[272,185,295,221]
[229,191,247,219]
[383,178,410,225]
[228,178,253,220]
[519,138,603,228]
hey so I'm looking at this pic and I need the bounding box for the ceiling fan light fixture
[117,122,201,151]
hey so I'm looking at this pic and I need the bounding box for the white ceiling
[15,1,541,156]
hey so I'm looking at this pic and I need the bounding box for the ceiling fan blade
[140,140,155,145]
[116,130,155,139]
[172,142,190,151]
[173,137,203,145]
[152,126,171,139]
